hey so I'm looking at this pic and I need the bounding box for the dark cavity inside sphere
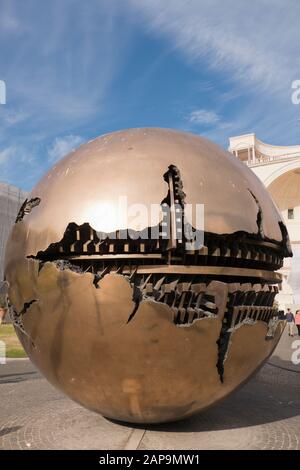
[5,128,291,423]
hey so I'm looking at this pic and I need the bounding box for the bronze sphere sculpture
[4,128,291,423]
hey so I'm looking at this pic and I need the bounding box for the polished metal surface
[120,265,282,282]
[4,128,291,423]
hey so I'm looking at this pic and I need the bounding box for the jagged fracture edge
[11,165,287,384]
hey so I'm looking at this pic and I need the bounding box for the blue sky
[1,0,300,191]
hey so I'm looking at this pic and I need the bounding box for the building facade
[229,133,300,309]
[0,182,27,282]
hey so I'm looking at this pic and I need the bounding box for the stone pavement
[0,330,299,450]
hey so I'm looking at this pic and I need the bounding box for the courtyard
[0,329,299,450]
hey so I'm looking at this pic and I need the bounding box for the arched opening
[268,168,300,243]
[267,169,300,304]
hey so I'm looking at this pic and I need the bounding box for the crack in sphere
[4,128,291,423]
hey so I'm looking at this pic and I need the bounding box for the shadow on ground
[0,426,22,437]
[0,370,38,384]
[109,356,300,433]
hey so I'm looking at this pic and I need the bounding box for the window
[288,208,294,220]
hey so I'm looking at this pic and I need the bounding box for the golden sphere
[5,128,290,423]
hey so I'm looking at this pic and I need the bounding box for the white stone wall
[229,134,300,310]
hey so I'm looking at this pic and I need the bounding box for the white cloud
[0,144,37,166]
[127,0,300,148]
[128,0,300,94]
[0,146,16,165]
[0,1,132,133]
[4,111,29,125]
[0,142,40,189]
[0,1,134,189]
[0,14,21,33]
[48,135,84,162]
[188,109,219,125]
